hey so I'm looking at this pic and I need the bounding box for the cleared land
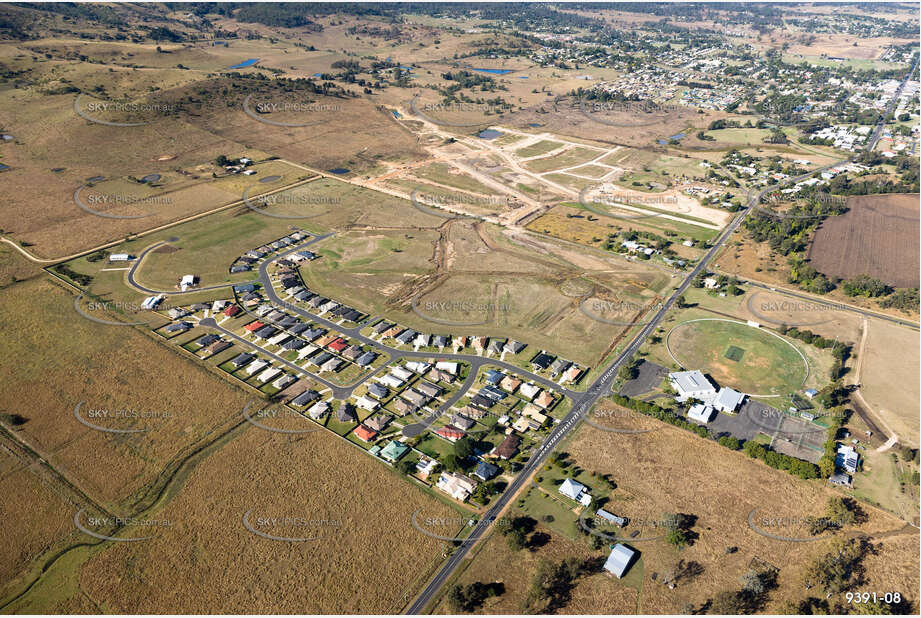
[807,194,920,289]
[859,318,921,447]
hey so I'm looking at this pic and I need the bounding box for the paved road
[127,241,258,295]
[402,57,921,606]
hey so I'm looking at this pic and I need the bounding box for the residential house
[559,478,592,506]
[534,391,555,410]
[380,440,409,463]
[354,425,378,442]
[500,375,522,393]
[492,434,520,460]
[474,461,500,481]
[450,414,475,431]
[435,471,477,502]
[549,358,571,377]
[504,340,525,355]
[307,401,329,420]
[519,383,541,401]
[531,353,554,371]
[435,425,466,442]
[356,395,380,412]
[364,414,392,433]
[291,390,320,407]
[336,403,357,424]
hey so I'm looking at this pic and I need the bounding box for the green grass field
[667,319,808,395]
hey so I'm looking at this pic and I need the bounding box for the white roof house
[669,370,717,403]
[559,478,592,506]
[180,274,196,291]
[519,383,541,400]
[245,360,268,375]
[687,403,715,424]
[356,395,380,412]
[836,445,859,474]
[712,387,744,413]
[257,367,282,383]
[379,374,405,389]
[435,472,477,502]
[435,361,458,375]
[603,544,637,578]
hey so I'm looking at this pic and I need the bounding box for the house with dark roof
[474,461,500,481]
[355,351,377,367]
[336,403,357,423]
[450,414,475,431]
[531,352,555,371]
[164,321,192,333]
[253,326,277,340]
[373,321,393,335]
[504,340,525,355]
[196,334,220,347]
[492,434,520,460]
[470,394,495,409]
[231,353,255,368]
[549,358,571,377]
[291,390,320,407]
[484,369,504,385]
[367,383,389,399]
[206,340,232,355]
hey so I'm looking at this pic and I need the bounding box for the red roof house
[223,304,241,317]
[354,424,378,442]
[328,338,349,352]
[244,321,265,332]
[435,425,466,442]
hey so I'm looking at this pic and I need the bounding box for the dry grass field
[58,426,457,614]
[0,276,249,509]
[859,318,921,447]
[808,194,920,289]
[0,446,76,591]
[434,415,919,614]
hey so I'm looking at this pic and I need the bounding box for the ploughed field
[807,194,920,289]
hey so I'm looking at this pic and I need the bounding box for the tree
[803,538,867,594]
[666,528,689,548]
[397,459,416,475]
